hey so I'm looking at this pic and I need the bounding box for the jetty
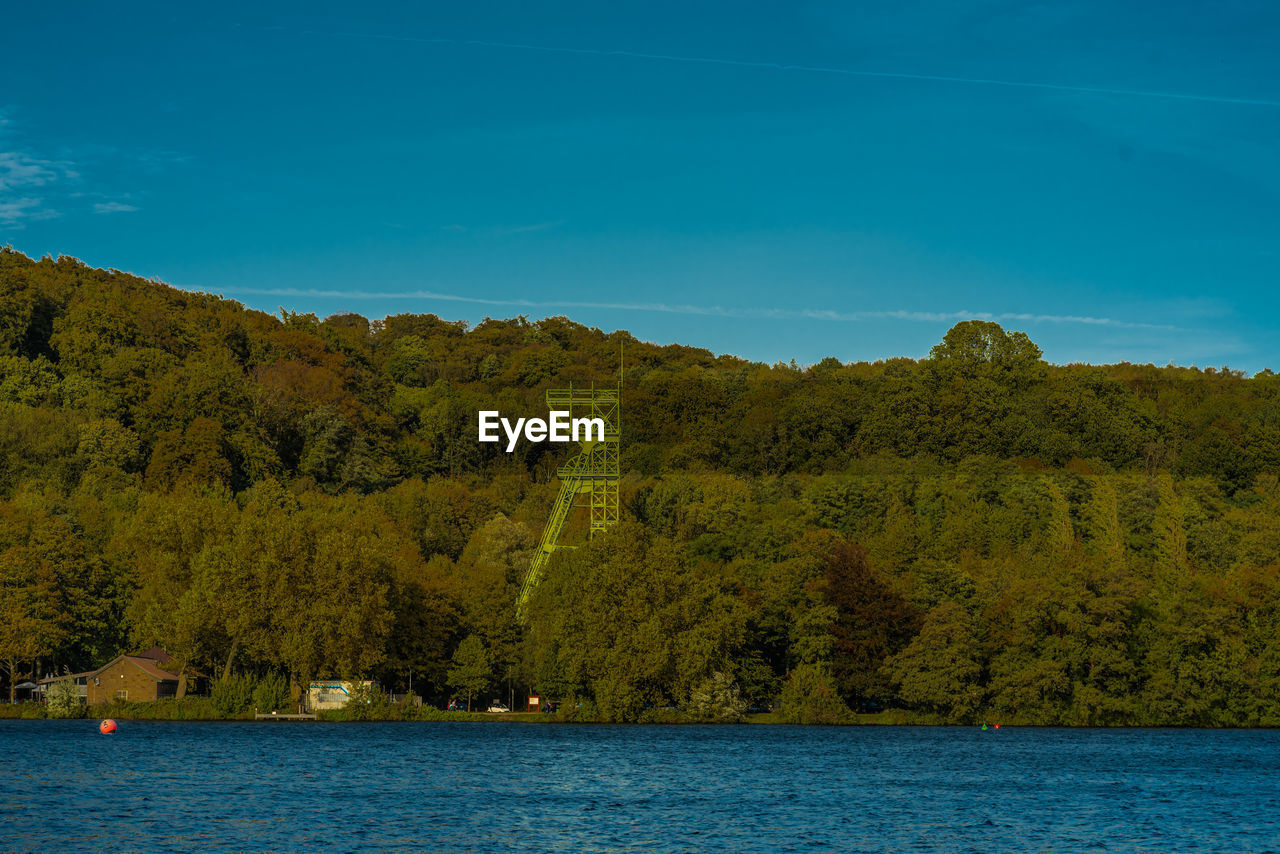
[254,713,317,721]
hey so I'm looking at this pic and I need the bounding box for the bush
[91,698,223,720]
[155,698,222,720]
[210,672,256,717]
[342,683,392,721]
[777,663,852,725]
[316,701,484,722]
[687,671,748,723]
[637,706,687,724]
[253,672,291,713]
[555,697,599,723]
[46,679,85,719]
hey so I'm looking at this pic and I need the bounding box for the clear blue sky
[2,1,1277,370]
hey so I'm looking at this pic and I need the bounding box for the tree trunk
[176,666,188,699]
[7,659,15,704]
[221,636,241,683]
[297,668,312,714]
[288,668,303,713]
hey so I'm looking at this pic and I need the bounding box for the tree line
[2,248,1279,724]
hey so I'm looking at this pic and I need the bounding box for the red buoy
[99,719,117,734]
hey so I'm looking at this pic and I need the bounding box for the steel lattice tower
[517,372,621,621]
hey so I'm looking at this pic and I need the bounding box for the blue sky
[2,1,1277,370]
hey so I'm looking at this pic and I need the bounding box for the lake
[3,721,1278,852]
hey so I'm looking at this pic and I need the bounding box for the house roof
[133,645,175,666]
[37,670,94,685]
[90,655,181,683]
[124,656,181,682]
[131,646,207,678]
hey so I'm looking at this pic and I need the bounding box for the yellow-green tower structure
[517,372,621,620]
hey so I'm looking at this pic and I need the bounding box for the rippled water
[3,720,1279,852]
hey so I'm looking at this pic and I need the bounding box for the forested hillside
[3,247,1280,724]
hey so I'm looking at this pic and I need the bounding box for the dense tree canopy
[2,247,1280,724]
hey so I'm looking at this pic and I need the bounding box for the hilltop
[2,248,1279,725]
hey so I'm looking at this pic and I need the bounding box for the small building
[305,680,374,711]
[86,654,182,705]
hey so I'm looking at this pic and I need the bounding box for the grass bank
[0,701,949,725]
[0,699,485,722]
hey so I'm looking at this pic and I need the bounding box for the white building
[305,680,375,711]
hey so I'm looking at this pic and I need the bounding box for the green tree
[777,663,849,724]
[46,676,84,718]
[253,672,291,713]
[0,502,81,701]
[885,602,984,722]
[448,635,492,711]
[526,523,747,722]
[145,417,233,493]
[118,490,237,696]
[687,670,748,722]
[929,320,1043,369]
[77,418,141,472]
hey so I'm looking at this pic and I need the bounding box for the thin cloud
[0,197,59,225]
[439,221,565,236]
[0,112,170,224]
[0,152,66,192]
[93,201,139,214]
[0,117,77,224]
[210,284,1174,331]
[300,29,1280,109]
[494,220,565,236]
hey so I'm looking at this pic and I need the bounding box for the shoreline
[4,706,1278,729]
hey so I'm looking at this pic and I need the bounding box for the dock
[254,713,317,721]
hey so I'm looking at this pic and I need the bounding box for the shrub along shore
[0,700,952,726]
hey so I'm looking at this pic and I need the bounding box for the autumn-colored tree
[818,539,921,707]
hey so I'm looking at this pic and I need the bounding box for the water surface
[3,721,1278,852]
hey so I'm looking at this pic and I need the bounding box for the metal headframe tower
[517,350,622,620]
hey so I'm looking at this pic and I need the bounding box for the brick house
[85,648,191,705]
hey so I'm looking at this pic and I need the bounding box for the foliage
[525,523,746,722]
[447,635,492,711]
[316,702,484,722]
[777,663,851,725]
[819,539,920,706]
[687,671,748,723]
[1,249,1280,725]
[46,678,85,718]
[885,603,984,724]
[87,697,224,720]
[253,671,291,713]
[342,682,393,721]
[210,672,257,717]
